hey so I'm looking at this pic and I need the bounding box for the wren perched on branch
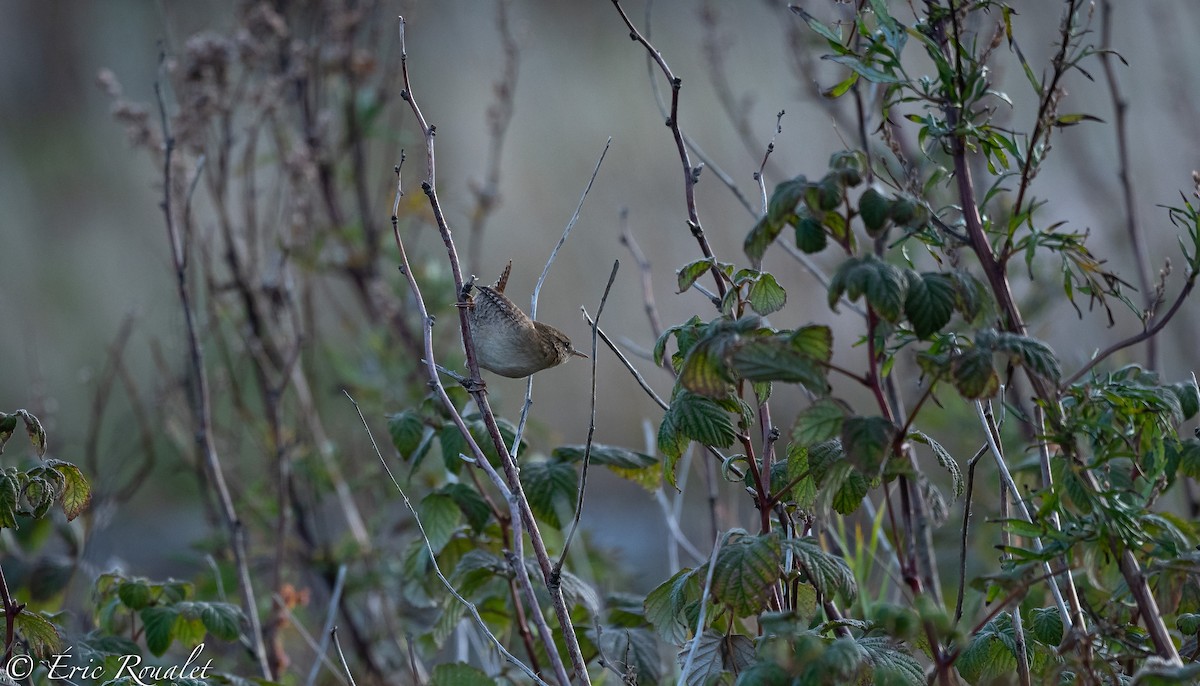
[463,262,587,378]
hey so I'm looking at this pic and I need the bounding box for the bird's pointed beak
[570,348,589,360]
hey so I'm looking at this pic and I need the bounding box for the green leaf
[199,602,243,641]
[792,325,834,362]
[859,187,891,236]
[730,335,830,394]
[118,581,152,610]
[792,398,847,446]
[734,662,791,685]
[745,216,784,266]
[0,413,16,453]
[768,176,809,227]
[670,391,737,449]
[19,410,46,457]
[1053,113,1104,127]
[823,54,903,84]
[679,336,735,398]
[790,7,842,44]
[822,70,860,99]
[53,462,90,521]
[644,567,701,644]
[784,536,857,601]
[952,346,1000,399]
[957,614,1019,684]
[13,611,63,658]
[828,254,908,321]
[658,409,689,487]
[712,531,783,615]
[1175,438,1200,479]
[841,416,897,478]
[1177,613,1200,635]
[429,662,497,686]
[748,272,787,315]
[441,483,492,533]
[598,627,662,683]
[793,214,828,253]
[783,443,818,509]
[140,605,179,656]
[903,272,956,339]
[553,444,656,470]
[821,636,869,682]
[1168,381,1200,421]
[978,330,1062,385]
[859,636,924,686]
[388,410,425,459]
[678,258,715,293]
[418,493,463,553]
[0,471,21,528]
[1027,606,1064,644]
[908,431,963,498]
[678,631,756,686]
[519,460,577,529]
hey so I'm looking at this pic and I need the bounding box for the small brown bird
[465,263,588,378]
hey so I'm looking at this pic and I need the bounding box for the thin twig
[610,0,727,300]
[153,77,271,681]
[1098,0,1156,368]
[954,445,988,625]
[330,628,358,686]
[556,261,620,572]
[999,476,1032,686]
[514,137,612,455]
[679,532,725,678]
[305,565,350,686]
[582,311,668,411]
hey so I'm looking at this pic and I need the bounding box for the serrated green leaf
[792,399,847,446]
[1177,612,1200,635]
[828,254,907,321]
[748,272,787,315]
[519,460,577,529]
[792,325,834,362]
[198,602,243,641]
[952,346,1000,399]
[418,493,463,553]
[553,443,656,470]
[53,462,90,521]
[979,330,1062,385]
[1175,438,1200,479]
[712,531,782,615]
[13,611,63,658]
[832,469,869,515]
[904,272,956,339]
[679,336,735,398]
[908,431,963,498]
[784,443,818,509]
[859,635,924,686]
[645,567,700,644]
[658,407,688,488]
[785,536,857,602]
[678,631,756,686]
[118,581,152,610]
[671,391,737,449]
[730,335,830,394]
[140,605,178,656]
[957,615,1018,683]
[678,258,715,293]
[1027,606,1064,644]
[841,416,897,478]
[388,410,425,459]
